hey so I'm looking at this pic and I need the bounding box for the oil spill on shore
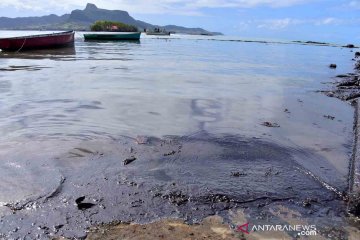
[0,132,350,239]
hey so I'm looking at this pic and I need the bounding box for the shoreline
[0,39,359,239]
[82,49,360,240]
[319,50,360,215]
[83,49,360,240]
[350,100,360,216]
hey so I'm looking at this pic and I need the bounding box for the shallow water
[0,31,356,237]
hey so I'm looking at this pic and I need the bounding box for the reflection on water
[191,99,222,130]
[0,46,76,61]
[0,31,356,198]
[84,39,141,44]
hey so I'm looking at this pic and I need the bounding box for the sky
[0,0,359,44]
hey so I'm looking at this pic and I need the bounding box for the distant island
[0,3,222,36]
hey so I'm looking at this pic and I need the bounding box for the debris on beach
[323,115,335,120]
[329,64,337,69]
[164,150,176,156]
[284,108,290,113]
[123,156,137,165]
[302,198,318,208]
[261,122,280,128]
[162,191,189,206]
[75,196,96,210]
[231,171,247,177]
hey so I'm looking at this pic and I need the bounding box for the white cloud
[315,17,342,25]
[348,0,360,8]
[0,0,313,15]
[256,18,302,30]
[242,17,347,31]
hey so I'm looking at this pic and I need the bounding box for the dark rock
[355,52,360,58]
[344,44,355,48]
[349,195,360,217]
[231,172,247,177]
[123,156,137,165]
[329,64,337,69]
[53,224,64,232]
[75,196,96,210]
[75,196,85,204]
[323,115,335,120]
[355,62,360,70]
[164,150,176,156]
[345,93,360,101]
[77,202,96,210]
[303,199,312,208]
[337,78,360,87]
[261,122,280,128]
[302,198,318,208]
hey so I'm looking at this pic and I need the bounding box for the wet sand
[0,132,356,239]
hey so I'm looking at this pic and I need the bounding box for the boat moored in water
[83,32,141,41]
[0,31,75,52]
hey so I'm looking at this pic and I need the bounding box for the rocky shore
[321,50,360,217]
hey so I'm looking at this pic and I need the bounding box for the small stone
[123,156,137,165]
[329,64,337,69]
[303,199,312,208]
[231,171,247,177]
[261,122,280,128]
[164,150,176,156]
[323,115,335,120]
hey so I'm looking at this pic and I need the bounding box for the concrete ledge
[349,100,360,216]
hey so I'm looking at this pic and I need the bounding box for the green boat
[83,32,141,41]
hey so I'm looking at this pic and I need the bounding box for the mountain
[0,3,222,36]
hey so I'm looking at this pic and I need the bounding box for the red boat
[0,31,75,51]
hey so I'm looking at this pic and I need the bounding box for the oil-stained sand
[0,132,353,239]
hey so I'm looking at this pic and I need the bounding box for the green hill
[0,3,222,35]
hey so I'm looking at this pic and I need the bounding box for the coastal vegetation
[90,20,138,32]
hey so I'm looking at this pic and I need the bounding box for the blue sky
[0,0,359,44]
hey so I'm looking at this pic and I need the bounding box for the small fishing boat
[0,31,75,51]
[84,32,141,41]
